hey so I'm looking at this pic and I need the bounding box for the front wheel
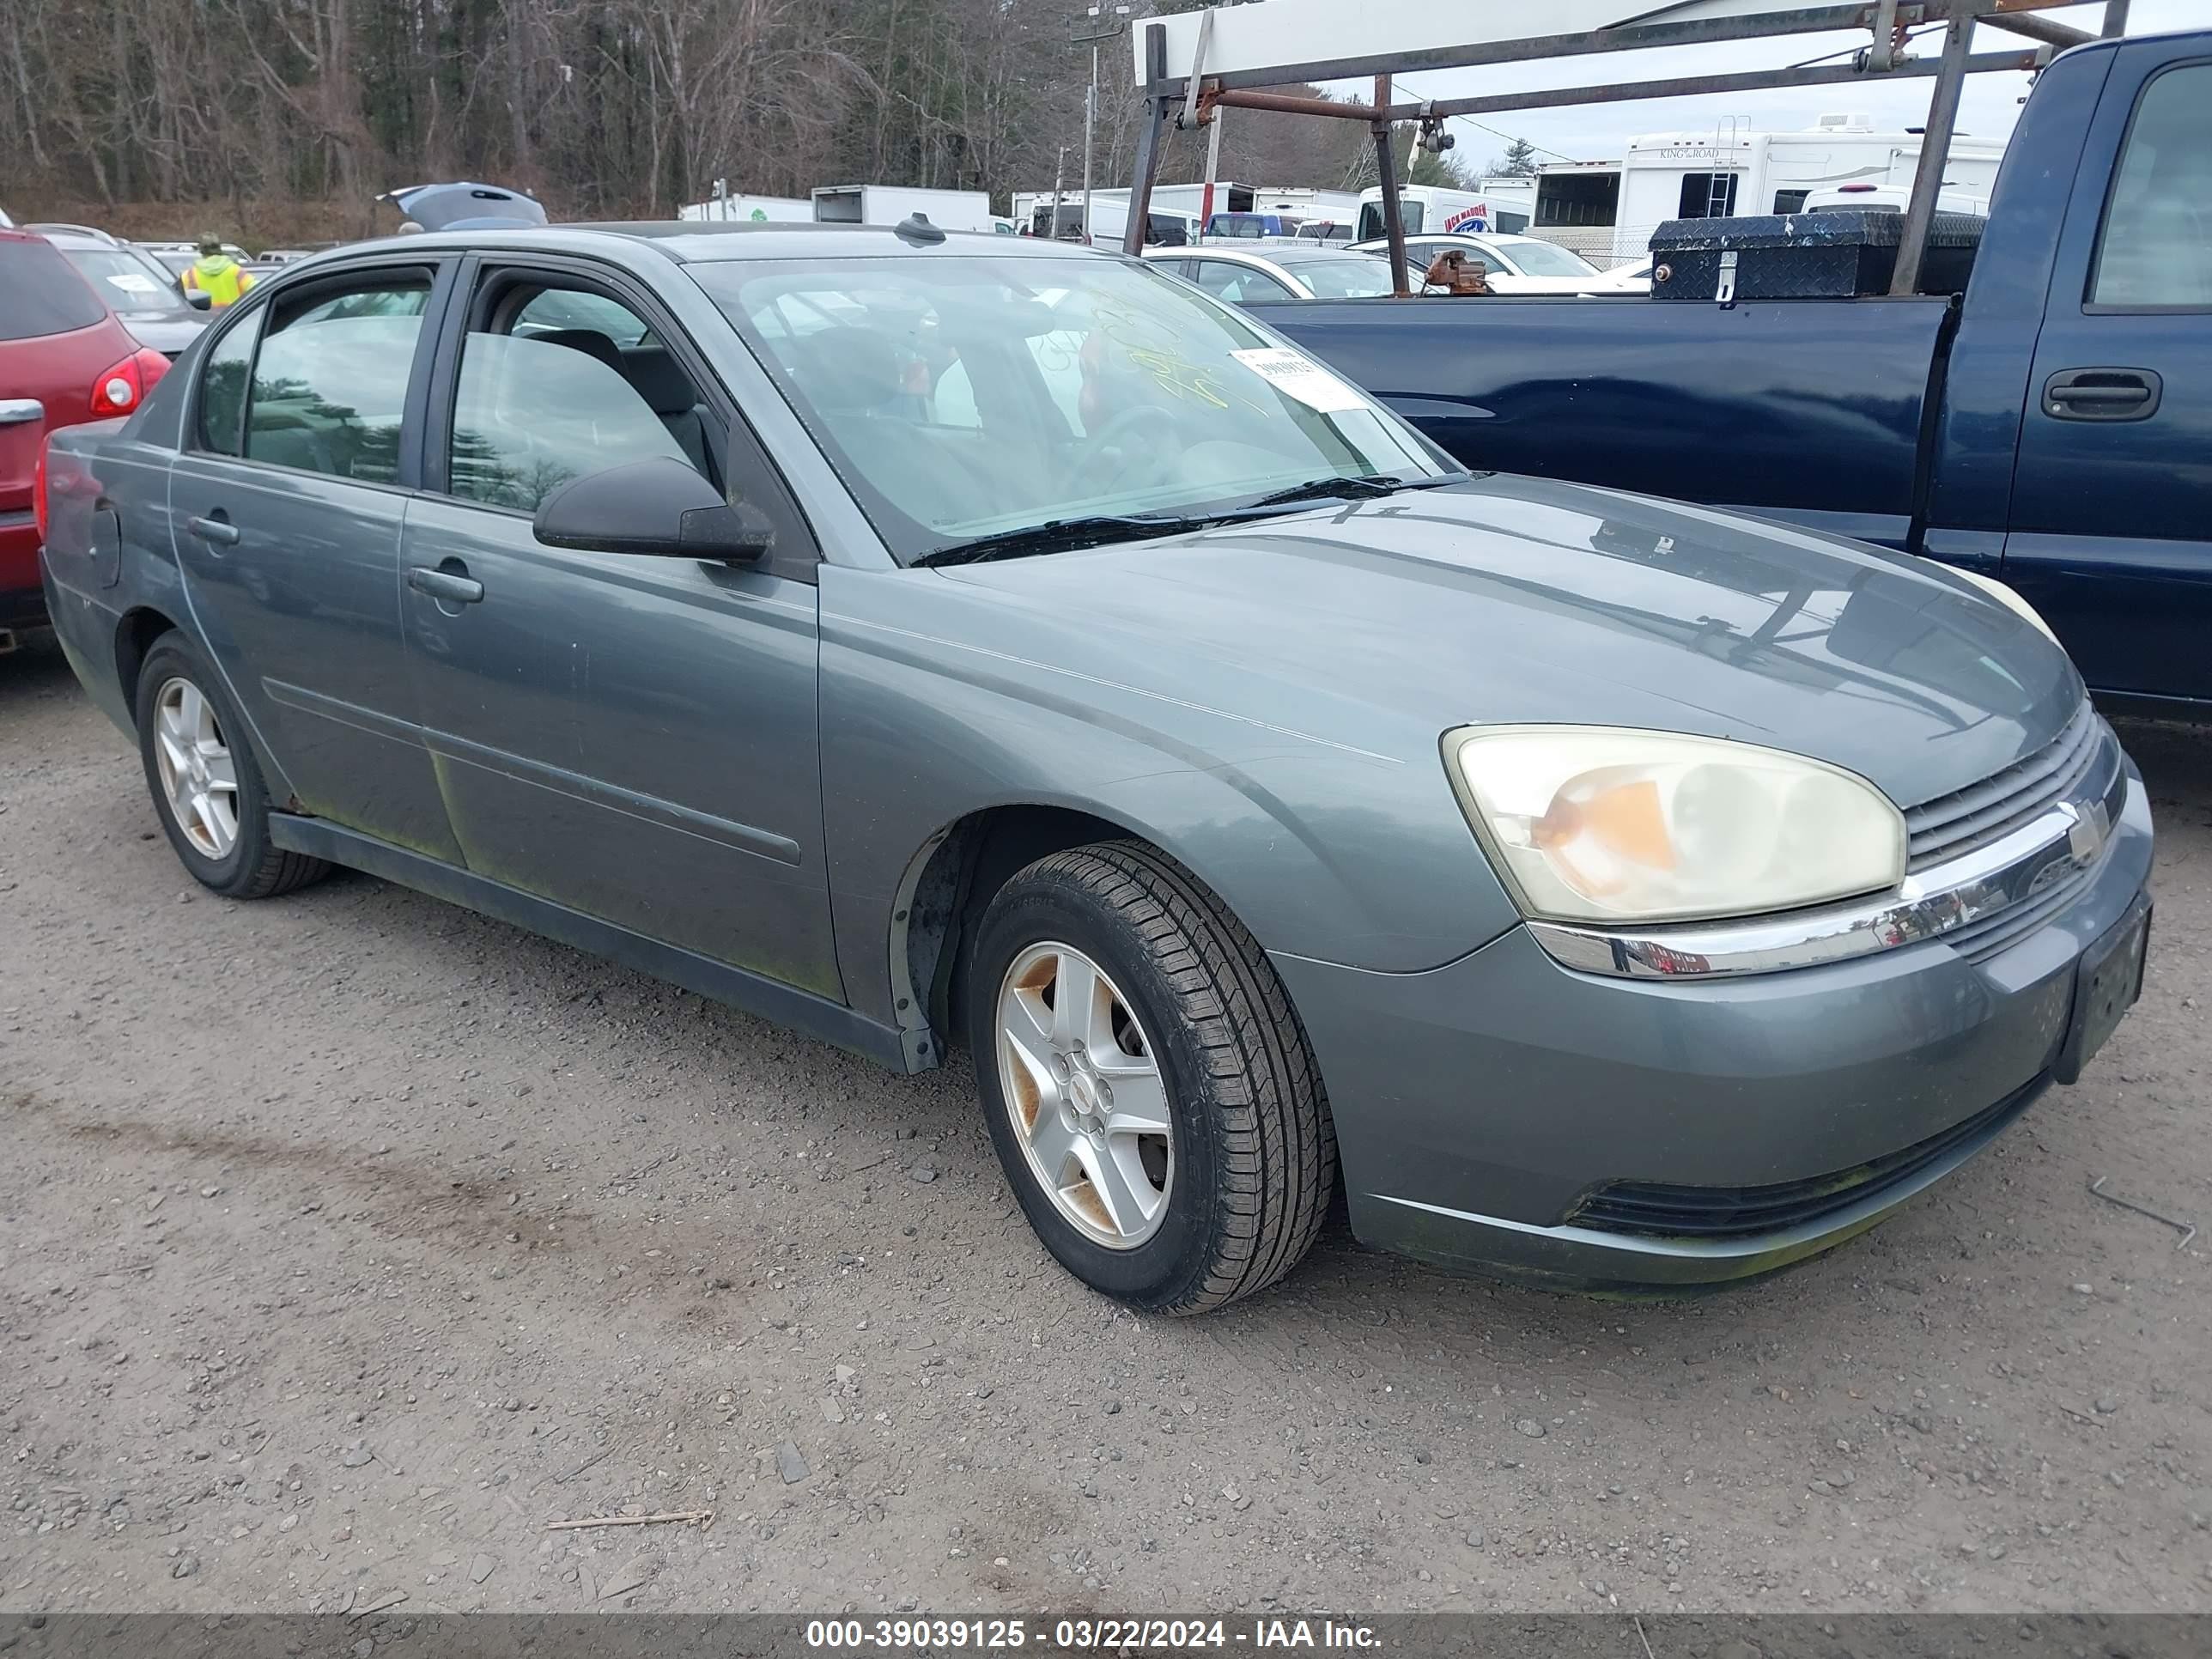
[967,842,1335,1314]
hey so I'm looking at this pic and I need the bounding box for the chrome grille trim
[1905,704,2103,870]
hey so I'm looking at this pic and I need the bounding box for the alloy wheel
[995,940,1174,1249]
[152,676,240,860]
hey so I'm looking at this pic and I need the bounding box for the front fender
[817,565,1522,1036]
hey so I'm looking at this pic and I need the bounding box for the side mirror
[532,457,773,562]
[185,290,212,310]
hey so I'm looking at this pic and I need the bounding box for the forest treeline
[5,0,1491,237]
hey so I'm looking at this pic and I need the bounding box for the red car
[2,228,168,646]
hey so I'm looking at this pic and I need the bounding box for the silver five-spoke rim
[153,677,240,861]
[996,941,1173,1249]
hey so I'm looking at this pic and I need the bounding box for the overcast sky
[1317,2,2199,170]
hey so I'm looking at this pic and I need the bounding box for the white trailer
[1530,118,2008,264]
[678,193,811,224]
[811,185,1006,234]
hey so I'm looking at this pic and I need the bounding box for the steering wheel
[1071,402,1181,495]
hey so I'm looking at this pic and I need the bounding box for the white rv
[1353,179,1534,243]
[1530,115,2008,264]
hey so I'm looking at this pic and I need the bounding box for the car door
[399,258,842,999]
[168,261,465,859]
[2003,45,2212,708]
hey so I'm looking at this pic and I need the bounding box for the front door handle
[2043,368,2161,422]
[407,563,485,605]
[185,514,240,546]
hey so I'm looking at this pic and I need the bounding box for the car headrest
[623,344,701,416]
[533,328,626,376]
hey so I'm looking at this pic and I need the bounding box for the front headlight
[1948,568,2059,644]
[1446,726,1906,926]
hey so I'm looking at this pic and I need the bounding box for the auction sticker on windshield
[1230,348,1366,413]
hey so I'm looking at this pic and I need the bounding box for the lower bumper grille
[1568,1076,2045,1240]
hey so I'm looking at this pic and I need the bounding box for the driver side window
[445,284,718,514]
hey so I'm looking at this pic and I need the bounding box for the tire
[134,632,329,900]
[966,841,1335,1314]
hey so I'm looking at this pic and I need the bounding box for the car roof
[307,221,1106,270]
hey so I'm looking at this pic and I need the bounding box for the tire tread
[1017,841,1336,1313]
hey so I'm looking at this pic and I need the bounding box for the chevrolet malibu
[37,222,2153,1312]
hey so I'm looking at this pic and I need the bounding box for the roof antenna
[895,211,946,246]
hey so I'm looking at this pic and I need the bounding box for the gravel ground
[3,633,2209,1617]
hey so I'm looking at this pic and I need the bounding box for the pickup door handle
[2043,368,2161,422]
[185,514,240,546]
[407,563,485,605]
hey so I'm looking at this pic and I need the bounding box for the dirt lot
[3,634,2209,1617]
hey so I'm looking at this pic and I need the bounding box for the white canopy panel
[1132,0,2047,82]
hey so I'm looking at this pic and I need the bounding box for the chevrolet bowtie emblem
[2067,799,2111,862]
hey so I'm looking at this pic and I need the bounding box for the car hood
[933,474,2081,811]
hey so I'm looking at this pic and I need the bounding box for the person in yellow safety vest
[180,234,256,308]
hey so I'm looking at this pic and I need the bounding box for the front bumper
[1274,768,2154,1289]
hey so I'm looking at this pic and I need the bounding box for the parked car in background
[1203,211,1304,240]
[39,222,2150,1310]
[1141,244,1395,302]
[1268,27,2212,717]
[27,225,213,356]
[1288,221,1355,246]
[1351,231,1615,294]
[0,227,167,643]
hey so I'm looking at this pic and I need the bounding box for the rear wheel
[967,842,1334,1314]
[134,633,328,899]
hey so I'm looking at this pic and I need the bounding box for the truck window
[1677,173,1741,219]
[1772,189,1812,215]
[2089,63,2212,310]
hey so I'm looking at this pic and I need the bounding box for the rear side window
[196,310,264,456]
[2090,63,2212,308]
[244,277,431,481]
[0,239,108,340]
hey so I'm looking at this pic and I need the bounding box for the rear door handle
[0,398,43,428]
[185,514,240,546]
[407,564,485,605]
[2043,368,2161,422]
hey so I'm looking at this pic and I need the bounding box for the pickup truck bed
[1276,292,1953,551]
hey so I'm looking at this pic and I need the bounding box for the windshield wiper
[1240,472,1463,510]
[914,514,1204,568]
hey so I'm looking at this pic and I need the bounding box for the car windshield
[1270,254,1398,299]
[691,253,1446,560]
[61,247,191,313]
[1497,240,1600,278]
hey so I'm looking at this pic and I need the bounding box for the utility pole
[1077,6,1131,245]
[1048,145,1067,240]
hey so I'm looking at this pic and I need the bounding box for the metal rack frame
[1121,0,2129,296]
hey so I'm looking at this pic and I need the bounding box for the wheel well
[115,607,180,725]
[896,804,1137,1058]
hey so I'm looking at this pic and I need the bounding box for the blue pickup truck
[1269,27,2211,720]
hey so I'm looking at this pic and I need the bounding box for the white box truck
[811,185,1007,234]
[679,193,812,224]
